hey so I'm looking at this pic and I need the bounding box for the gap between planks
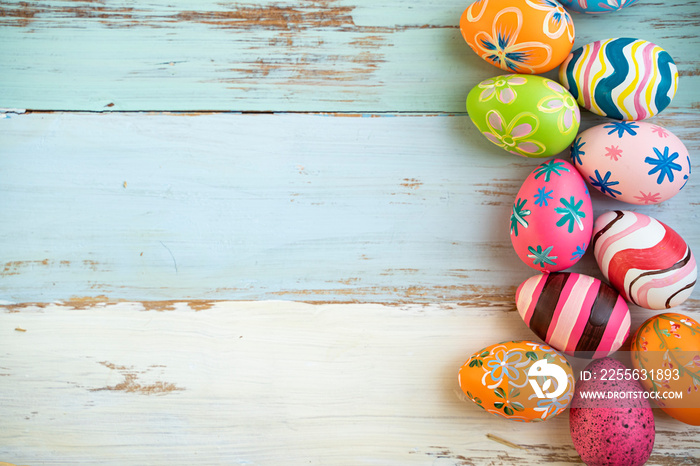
[5,109,468,116]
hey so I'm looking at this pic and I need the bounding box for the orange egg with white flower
[631,313,700,426]
[460,0,575,74]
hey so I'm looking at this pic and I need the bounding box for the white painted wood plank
[0,0,698,111]
[2,112,698,304]
[1,301,698,465]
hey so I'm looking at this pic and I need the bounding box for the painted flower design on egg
[473,8,553,73]
[634,191,662,204]
[604,121,639,138]
[554,196,587,233]
[570,137,585,166]
[533,186,553,207]
[604,145,622,161]
[570,243,586,261]
[483,110,546,157]
[482,348,528,388]
[537,80,580,134]
[598,0,638,12]
[589,170,622,198]
[493,387,526,416]
[533,393,571,420]
[525,0,575,41]
[510,197,531,236]
[645,146,683,185]
[464,0,490,22]
[478,75,528,104]
[533,159,570,182]
[651,125,669,138]
[632,313,700,424]
[459,341,575,422]
[527,245,558,268]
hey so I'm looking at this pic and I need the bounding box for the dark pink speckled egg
[569,358,655,466]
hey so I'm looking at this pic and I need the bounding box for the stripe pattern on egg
[592,210,697,310]
[559,0,640,14]
[559,38,678,120]
[516,272,630,358]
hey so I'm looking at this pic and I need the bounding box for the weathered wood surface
[1,301,699,465]
[1,111,698,304]
[1,0,700,464]
[0,0,698,112]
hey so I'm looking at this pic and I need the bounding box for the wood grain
[0,0,698,112]
[1,111,698,304]
[1,0,700,463]
[1,301,699,465]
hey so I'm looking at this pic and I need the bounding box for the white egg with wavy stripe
[559,38,678,120]
[592,210,697,310]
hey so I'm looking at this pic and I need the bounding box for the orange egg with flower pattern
[631,313,700,426]
[460,0,575,74]
[458,340,575,422]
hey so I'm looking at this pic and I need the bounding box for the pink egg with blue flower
[510,158,593,272]
[571,121,691,204]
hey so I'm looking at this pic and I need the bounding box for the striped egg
[559,0,640,14]
[516,272,630,358]
[593,210,697,309]
[559,38,678,120]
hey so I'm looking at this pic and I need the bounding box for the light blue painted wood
[0,0,698,111]
[1,112,698,304]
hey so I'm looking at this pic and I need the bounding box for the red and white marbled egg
[592,210,697,309]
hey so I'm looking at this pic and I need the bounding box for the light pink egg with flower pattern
[510,159,593,272]
[571,121,691,204]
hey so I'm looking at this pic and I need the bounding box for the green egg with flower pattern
[467,74,580,158]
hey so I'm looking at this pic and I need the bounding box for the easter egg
[560,0,639,14]
[510,158,592,271]
[458,340,575,422]
[570,358,655,466]
[516,272,630,358]
[631,313,700,426]
[592,210,697,309]
[571,121,691,204]
[559,38,678,120]
[467,75,581,158]
[460,0,575,74]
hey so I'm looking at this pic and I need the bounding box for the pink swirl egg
[592,210,697,309]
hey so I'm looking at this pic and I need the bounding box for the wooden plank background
[0,0,698,112]
[1,0,699,464]
[1,111,699,304]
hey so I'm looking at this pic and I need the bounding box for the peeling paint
[400,178,422,189]
[175,1,356,32]
[1,259,50,277]
[91,361,184,395]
